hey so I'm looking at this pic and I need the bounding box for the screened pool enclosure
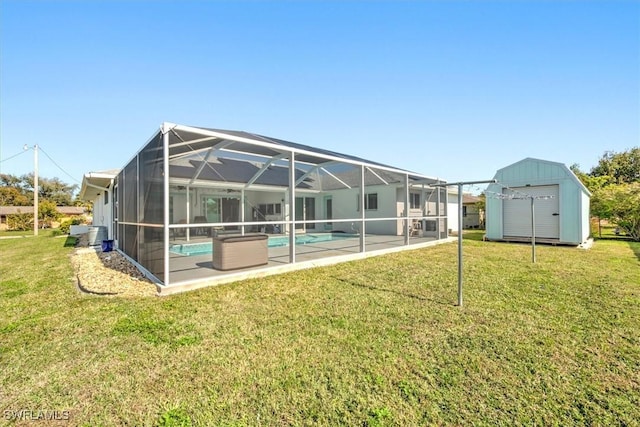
[114,123,450,292]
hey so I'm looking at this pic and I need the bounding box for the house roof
[163,123,440,183]
[78,170,118,201]
[82,123,446,195]
[463,194,481,204]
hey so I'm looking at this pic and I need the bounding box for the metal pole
[289,152,296,263]
[457,184,463,306]
[240,189,245,236]
[431,179,496,307]
[404,173,410,245]
[162,128,171,286]
[33,145,39,236]
[531,197,536,263]
[360,164,365,252]
[186,185,191,241]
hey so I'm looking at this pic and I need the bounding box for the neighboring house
[485,158,591,245]
[0,206,87,230]
[462,194,484,229]
[444,189,482,232]
[80,122,452,292]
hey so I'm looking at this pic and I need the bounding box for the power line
[0,149,29,164]
[37,146,82,184]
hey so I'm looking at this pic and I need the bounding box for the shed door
[503,185,559,239]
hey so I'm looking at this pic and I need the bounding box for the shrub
[59,217,86,234]
[6,212,34,231]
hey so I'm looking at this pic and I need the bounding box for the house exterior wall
[486,158,590,245]
[91,190,113,238]
[328,185,399,235]
[447,199,458,232]
[463,204,481,229]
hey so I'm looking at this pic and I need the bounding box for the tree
[570,164,612,193]
[38,200,61,228]
[593,183,640,240]
[0,173,77,206]
[589,148,640,184]
[575,148,640,241]
[475,193,486,229]
[0,186,30,206]
[0,173,31,205]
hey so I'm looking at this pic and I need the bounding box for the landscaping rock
[71,249,157,297]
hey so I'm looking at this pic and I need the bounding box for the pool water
[170,233,358,256]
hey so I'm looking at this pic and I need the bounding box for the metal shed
[485,158,591,245]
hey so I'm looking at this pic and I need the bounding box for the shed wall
[486,158,589,245]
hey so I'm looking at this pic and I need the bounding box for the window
[258,203,282,217]
[463,206,468,217]
[104,190,109,205]
[366,193,378,210]
[410,193,420,209]
[357,193,378,211]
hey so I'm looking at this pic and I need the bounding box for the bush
[59,217,86,234]
[6,212,34,231]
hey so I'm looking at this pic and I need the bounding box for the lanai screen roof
[162,123,440,188]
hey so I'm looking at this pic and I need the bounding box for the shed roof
[493,157,591,196]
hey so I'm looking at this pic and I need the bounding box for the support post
[432,179,497,307]
[457,184,463,306]
[360,164,365,252]
[289,152,296,264]
[162,128,171,286]
[241,189,245,236]
[33,145,39,236]
[404,174,410,245]
[186,185,191,241]
[531,197,536,263]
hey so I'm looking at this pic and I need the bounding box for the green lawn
[1,232,638,426]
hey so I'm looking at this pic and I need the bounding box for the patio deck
[160,234,455,295]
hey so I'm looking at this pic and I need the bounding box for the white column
[404,174,410,245]
[186,185,191,241]
[241,189,245,235]
[289,152,296,263]
[163,129,170,286]
[360,165,365,252]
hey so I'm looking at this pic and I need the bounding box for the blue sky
[1,1,638,192]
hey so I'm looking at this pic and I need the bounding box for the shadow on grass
[332,277,452,306]
[64,236,78,247]
[462,231,485,241]
[629,241,640,262]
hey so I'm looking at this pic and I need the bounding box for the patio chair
[410,220,422,237]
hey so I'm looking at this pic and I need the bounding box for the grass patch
[1,231,639,425]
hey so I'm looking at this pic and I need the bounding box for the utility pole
[24,144,39,236]
[34,145,39,236]
[432,179,496,307]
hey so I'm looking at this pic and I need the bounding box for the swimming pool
[170,233,359,256]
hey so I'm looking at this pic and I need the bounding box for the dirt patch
[71,248,158,297]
